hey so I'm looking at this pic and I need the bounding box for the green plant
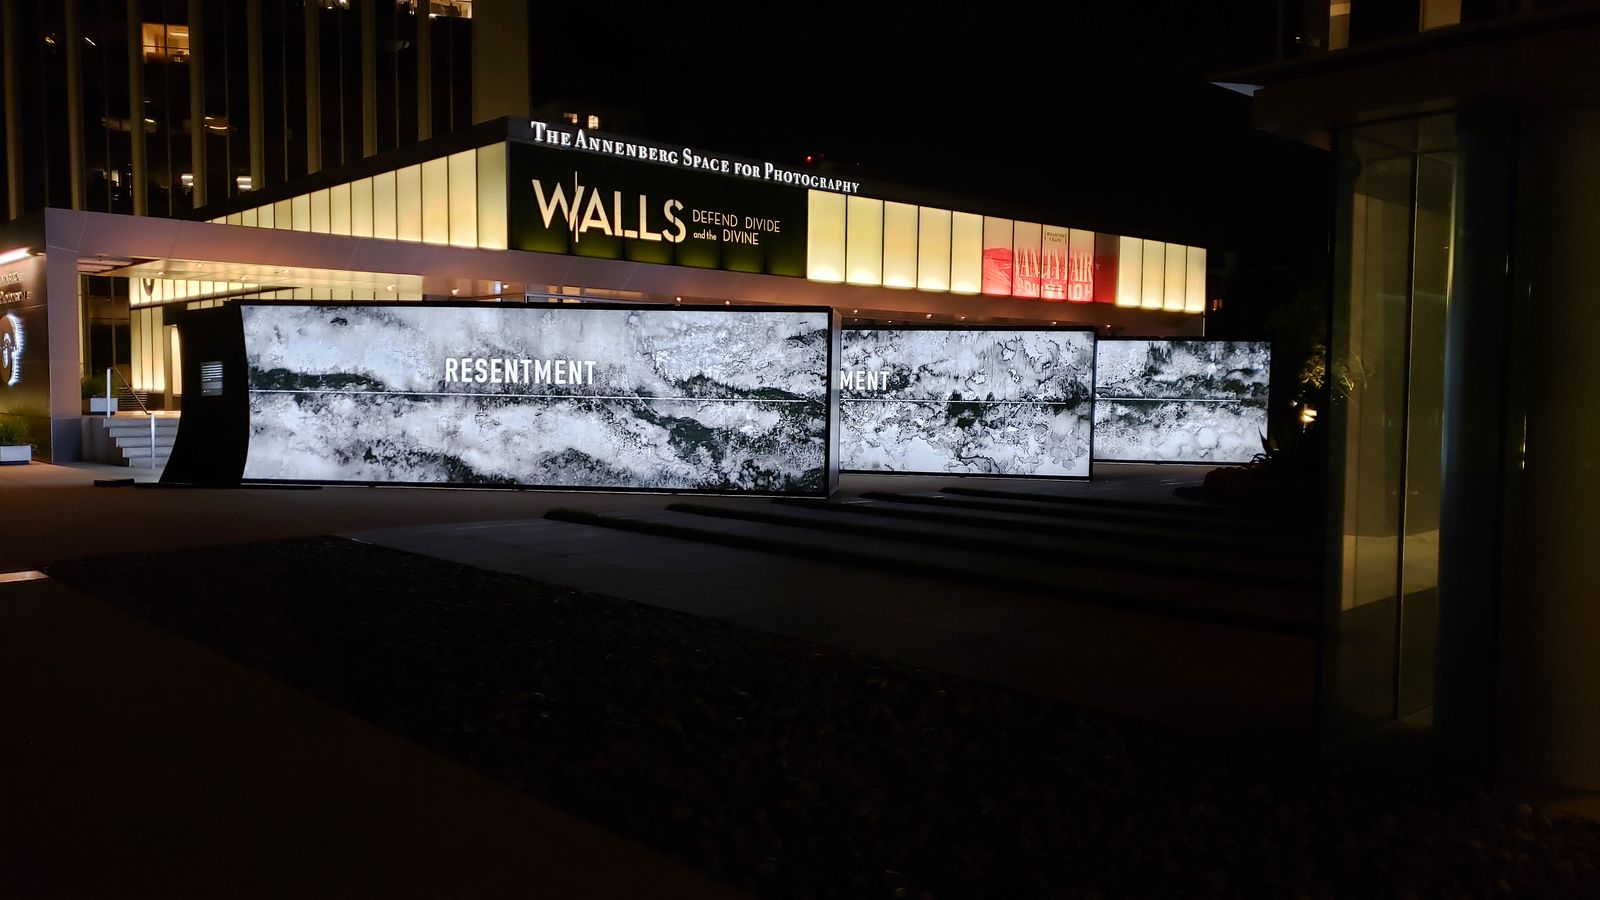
[81,372,108,399]
[0,417,33,446]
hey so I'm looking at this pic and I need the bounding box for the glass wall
[1325,116,1454,738]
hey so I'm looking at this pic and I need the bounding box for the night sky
[529,0,1328,258]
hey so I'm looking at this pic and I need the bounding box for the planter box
[0,445,30,465]
[88,397,118,414]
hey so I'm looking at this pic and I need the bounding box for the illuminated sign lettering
[1,312,22,387]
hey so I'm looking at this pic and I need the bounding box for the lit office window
[1141,239,1165,309]
[397,165,423,242]
[422,157,449,245]
[950,211,983,294]
[330,183,352,236]
[447,151,478,248]
[1163,242,1187,311]
[1421,0,1461,30]
[374,171,398,240]
[353,177,375,238]
[846,196,885,286]
[1185,245,1207,313]
[140,23,190,62]
[882,201,918,289]
[981,217,1013,296]
[1011,221,1042,299]
[806,190,846,283]
[1115,235,1142,307]
[563,112,579,124]
[476,144,508,250]
[587,114,601,130]
[916,207,952,292]
[310,189,331,234]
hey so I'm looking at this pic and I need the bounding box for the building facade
[1226,0,1600,788]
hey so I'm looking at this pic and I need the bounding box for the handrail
[104,367,158,470]
[104,366,151,416]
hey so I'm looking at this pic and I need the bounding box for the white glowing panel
[422,157,450,246]
[1140,239,1165,310]
[447,150,478,248]
[840,328,1096,477]
[240,304,833,494]
[1115,235,1142,307]
[1011,221,1042,299]
[1185,245,1207,313]
[1093,339,1272,464]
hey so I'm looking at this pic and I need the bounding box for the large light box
[839,327,1095,478]
[1093,339,1271,464]
[236,303,836,494]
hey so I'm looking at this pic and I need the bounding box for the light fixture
[852,309,858,314]
[924,313,932,319]
[450,288,460,295]
[0,247,33,266]
[193,262,205,269]
[385,284,396,291]
[959,316,966,320]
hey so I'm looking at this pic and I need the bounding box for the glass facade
[1325,115,1453,737]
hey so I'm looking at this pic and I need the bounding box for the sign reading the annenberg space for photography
[839,328,1096,478]
[1093,339,1271,464]
[240,304,834,494]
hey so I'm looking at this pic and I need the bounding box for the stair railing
[105,367,158,469]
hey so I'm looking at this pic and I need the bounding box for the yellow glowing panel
[396,165,423,242]
[421,157,449,245]
[950,211,983,294]
[330,183,352,236]
[273,199,291,230]
[845,196,884,286]
[243,207,258,227]
[291,194,311,232]
[447,150,478,248]
[226,212,243,226]
[1163,243,1186,311]
[1140,239,1165,310]
[169,326,183,396]
[916,207,951,292]
[352,177,374,238]
[476,144,507,250]
[374,171,397,240]
[1185,246,1207,313]
[881,201,917,289]
[257,203,274,229]
[806,190,846,283]
[310,189,331,234]
[1115,235,1142,307]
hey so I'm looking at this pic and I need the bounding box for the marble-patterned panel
[839,329,1094,477]
[1092,340,1271,464]
[241,305,830,493]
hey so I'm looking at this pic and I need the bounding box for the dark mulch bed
[48,537,1600,899]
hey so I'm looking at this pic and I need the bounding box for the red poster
[981,218,1012,296]
[1039,226,1070,301]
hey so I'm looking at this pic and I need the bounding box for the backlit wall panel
[1093,339,1271,464]
[1140,239,1165,310]
[1185,245,1207,313]
[845,196,885,286]
[882,201,919,289]
[981,217,1013,296]
[1040,225,1070,301]
[840,328,1095,477]
[950,212,983,294]
[1011,221,1042,299]
[1068,229,1095,303]
[916,207,952,292]
[240,304,833,494]
[806,190,846,283]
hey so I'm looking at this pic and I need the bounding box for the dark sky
[529,0,1329,257]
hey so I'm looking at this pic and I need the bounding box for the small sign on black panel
[200,361,224,397]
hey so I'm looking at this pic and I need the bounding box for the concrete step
[547,508,1317,635]
[112,435,177,450]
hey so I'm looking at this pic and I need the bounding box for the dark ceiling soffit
[1212,3,1600,88]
